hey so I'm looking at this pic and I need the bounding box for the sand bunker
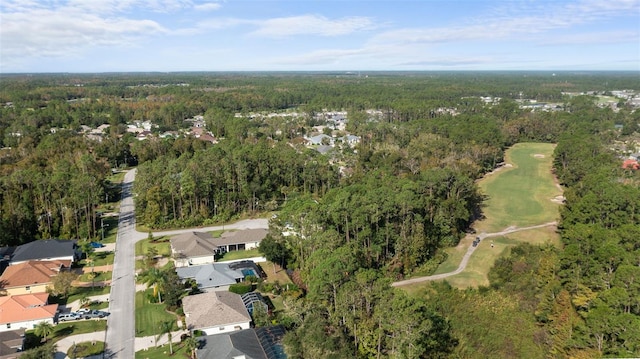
[551,195,565,204]
[533,154,545,158]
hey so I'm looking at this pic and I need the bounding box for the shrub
[229,283,252,295]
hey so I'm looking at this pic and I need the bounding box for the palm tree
[34,321,54,343]
[184,335,198,359]
[156,320,175,354]
[141,267,166,303]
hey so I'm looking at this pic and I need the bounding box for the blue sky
[1,0,639,73]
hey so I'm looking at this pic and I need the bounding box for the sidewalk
[53,330,188,359]
[134,329,190,352]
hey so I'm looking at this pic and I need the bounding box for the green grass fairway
[405,143,562,291]
[476,143,562,233]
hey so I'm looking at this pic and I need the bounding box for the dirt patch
[504,163,513,168]
[533,154,545,158]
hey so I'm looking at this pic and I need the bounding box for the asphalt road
[105,169,140,359]
[103,169,269,358]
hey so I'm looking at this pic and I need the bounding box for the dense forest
[1,72,639,357]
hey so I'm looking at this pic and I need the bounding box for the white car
[58,313,81,322]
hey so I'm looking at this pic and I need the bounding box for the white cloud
[250,15,376,38]
[194,2,222,11]
[370,0,640,46]
[0,1,168,65]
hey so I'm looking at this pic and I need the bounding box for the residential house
[341,134,361,146]
[0,260,71,296]
[9,239,79,266]
[196,326,286,359]
[171,229,267,268]
[170,232,218,268]
[0,329,24,358]
[197,133,217,144]
[176,263,244,292]
[215,229,268,253]
[0,293,58,333]
[305,134,333,146]
[182,291,251,335]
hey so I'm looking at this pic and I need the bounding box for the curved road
[103,169,268,359]
[391,222,557,287]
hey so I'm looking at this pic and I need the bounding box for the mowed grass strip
[135,289,179,337]
[476,143,562,233]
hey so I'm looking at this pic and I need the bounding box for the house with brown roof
[0,293,58,333]
[170,232,219,268]
[170,229,268,267]
[0,260,71,296]
[182,291,251,335]
[215,229,268,253]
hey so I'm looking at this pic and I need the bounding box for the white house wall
[1,318,54,333]
[201,321,251,336]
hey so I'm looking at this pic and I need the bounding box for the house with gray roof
[9,239,79,266]
[196,326,286,359]
[0,329,25,358]
[182,291,251,335]
[305,134,333,146]
[176,263,244,292]
[197,329,267,359]
[170,232,219,268]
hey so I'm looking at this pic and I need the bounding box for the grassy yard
[51,320,107,342]
[66,286,111,305]
[409,143,562,290]
[79,251,115,267]
[135,340,191,359]
[135,289,180,337]
[259,261,292,285]
[78,271,113,282]
[68,341,105,358]
[100,216,119,243]
[218,248,261,261]
[135,236,172,257]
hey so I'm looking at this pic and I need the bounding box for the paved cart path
[391,222,557,287]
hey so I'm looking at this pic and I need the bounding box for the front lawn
[68,341,105,358]
[66,286,111,305]
[77,271,113,282]
[135,340,191,359]
[135,289,180,337]
[79,251,115,267]
[52,320,107,342]
[135,236,171,257]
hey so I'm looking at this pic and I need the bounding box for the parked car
[89,242,105,248]
[76,308,92,315]
[81,310,109,319]
[58,313,81,322]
